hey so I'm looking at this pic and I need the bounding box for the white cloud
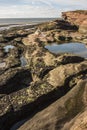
[0,0,87,18]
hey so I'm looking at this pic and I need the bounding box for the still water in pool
[4,45,15,52]
[45,43,87,58]
[20,56,28,67]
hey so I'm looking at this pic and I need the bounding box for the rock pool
[4,45,15,52]
[45,43,87,58]
[20,56,28,67]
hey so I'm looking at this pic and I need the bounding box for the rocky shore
[0,10,87,130]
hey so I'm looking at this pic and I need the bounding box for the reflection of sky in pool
[4,45,15,52]
[45,43,87,58]
[20,56,28,67]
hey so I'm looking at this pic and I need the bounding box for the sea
[0,18,57,31]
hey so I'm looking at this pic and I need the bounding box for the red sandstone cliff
[62,10,87,33]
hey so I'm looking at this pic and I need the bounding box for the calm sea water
[0,18,56,31]
[0,18,56,25]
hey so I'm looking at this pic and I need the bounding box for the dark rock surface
[0,10,87,130]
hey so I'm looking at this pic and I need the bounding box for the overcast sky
[0,0,87,18]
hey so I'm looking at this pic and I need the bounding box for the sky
[0,0,87,18]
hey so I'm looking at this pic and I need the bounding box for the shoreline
[0,18,58,31]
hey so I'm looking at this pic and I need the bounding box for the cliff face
[62,10,87,33]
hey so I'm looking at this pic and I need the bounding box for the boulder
[46,61,87,87]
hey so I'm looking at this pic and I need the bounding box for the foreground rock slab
[18,79,87,130]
